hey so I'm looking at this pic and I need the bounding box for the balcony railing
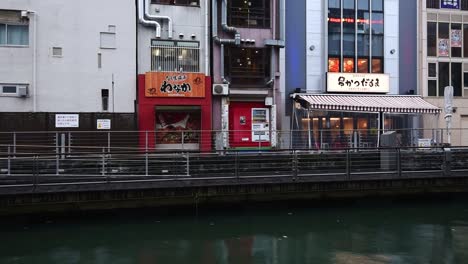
[151,45,200,73]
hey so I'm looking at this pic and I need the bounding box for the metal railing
[0,128,458,155]
[0,147,466,191]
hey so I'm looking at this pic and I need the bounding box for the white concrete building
[0,0,136,130]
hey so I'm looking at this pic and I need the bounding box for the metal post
[145,131,149,152]
[293,150,298,181]
[320,130,323,150]
[145,151,149,177]
[107,132,111,153]
[13,132,16,155]
[235,151,239,180]
[101,147,106,177]
[56,133,60,176]
[182,131,185,150]
[186,153,190,177]
[7,145,11,176]
[60,133,65,159]
[307,111,311,149]
[68,132,72,154]
[346,148,350,180]
[397,148,401,178]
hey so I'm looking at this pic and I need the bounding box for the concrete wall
[0,0,136,113]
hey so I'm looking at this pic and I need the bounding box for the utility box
[380,131,397,147]
[380,131,397,171]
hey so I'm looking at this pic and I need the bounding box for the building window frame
[228,0,271,28]
[327,0,384,74]
[150,0,200,7]
[150,40,200,73]
[0,23,29,47]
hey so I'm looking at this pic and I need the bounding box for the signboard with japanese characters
[55,114,79,128]
[327,73,389,93]
[97,119,111,130]
[145,72,205,98]
[441,0,460,9]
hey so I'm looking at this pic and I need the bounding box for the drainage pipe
[138,0,161,38]
[220,0,240,45]
[212,0,236,44]
[144,0,173,39]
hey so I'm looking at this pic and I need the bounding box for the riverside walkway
[1,146,468,214]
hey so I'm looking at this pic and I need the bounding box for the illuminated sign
[327,72,389,93]
[145,72,205,98]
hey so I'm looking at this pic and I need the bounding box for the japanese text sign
[55,114,79,128]
[145,72,205,98]
[441,0,460,9]
[327,72,390,93]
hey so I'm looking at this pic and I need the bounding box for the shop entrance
[229,102,271,148]
[154,106,201,150]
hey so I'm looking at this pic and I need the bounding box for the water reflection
[1,200,468,264]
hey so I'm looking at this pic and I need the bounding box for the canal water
[1,196,468,264]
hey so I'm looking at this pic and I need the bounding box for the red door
[229,102,270,148]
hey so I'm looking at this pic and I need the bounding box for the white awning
[292,94,441,114]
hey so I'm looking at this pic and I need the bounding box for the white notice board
[55,114,79,128]
[97,119,111,130]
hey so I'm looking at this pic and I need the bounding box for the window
[151,0,199,6]
[428,22,437,56]
[228,0,270,28]
[2,86,16,94]
[225,47,270,86]
[0,23,28,46]
[451,24,462,57]
[52,47,63,57]
[429,63,437,77]
[327,0,383,73]
[427,0,440,9]
[151,40,200,72]
[0,10,29,46]
[0,84,28,97]
[101,89,109,111]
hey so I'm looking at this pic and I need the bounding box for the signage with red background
[145,72,205,98]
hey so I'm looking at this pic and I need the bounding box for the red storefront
[229,101,271,148]
[138,72,212,151]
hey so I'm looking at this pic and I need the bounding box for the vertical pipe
[205,0,210,75]
[221,44,226,83]
[377,112,381,147]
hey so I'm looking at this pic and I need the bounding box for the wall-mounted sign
[439,39,450,56]
[145,72,205,98]
[441,0,460,9]
[327,72,389,93]
[451,30,462,47]
[55,114,79,128]
[97,119,111,130]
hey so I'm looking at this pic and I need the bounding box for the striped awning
[292,94,441,114]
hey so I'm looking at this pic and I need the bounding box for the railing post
[145,131,149,152]
[293,150,298,181]
[444,147,452,177]
[346,148,350,180]
[182,131,185,150]
[101,147,106,178]
[13,132,16,155]
[186,153,190,177]
[145,150,149,177]
[235,151,239,180]
[397,148,401,178]
[7,145,11,176]
[107,132,111,154]
[68,132,72,154]
[33,155,38,189]
[56,134,60,176]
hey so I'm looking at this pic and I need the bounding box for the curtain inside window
[7,25,28,45]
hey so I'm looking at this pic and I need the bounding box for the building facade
[137,0,212,151]
[211,0,284,149]
[420,0,468,146]
[0,0,137,131]
[284,0,439,148]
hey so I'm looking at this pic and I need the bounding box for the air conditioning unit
[213,84,229,95]
[17,85,28,97]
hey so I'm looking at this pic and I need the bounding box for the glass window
[357,58,369,73]
[438,62,450,96]
[427,0,439,8]
[464,25,468,57]
[428,63,437,77]
[358,0,369,10]
[463,0,468,10]
[0,24,5,45]
[464,72,468,87]
[6,25,28,45]
[229,0,270,28]
[328,57,340,72]
[343,33,355,56]
[372,35,384,57]
[343,58,354,73]
[151,41,200,72]
[329,0,340,8]
[226,47,270,86]
[372,0,383,11]
[451,24,462,58]
[372,58,383,73]
[428,80,437,96]
[371,13,384,35]
[439,23,449,39]
[2,86,17,94]
[428,22,437,56]
[452,63,462,96]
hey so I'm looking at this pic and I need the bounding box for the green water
[1,197,468,264]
